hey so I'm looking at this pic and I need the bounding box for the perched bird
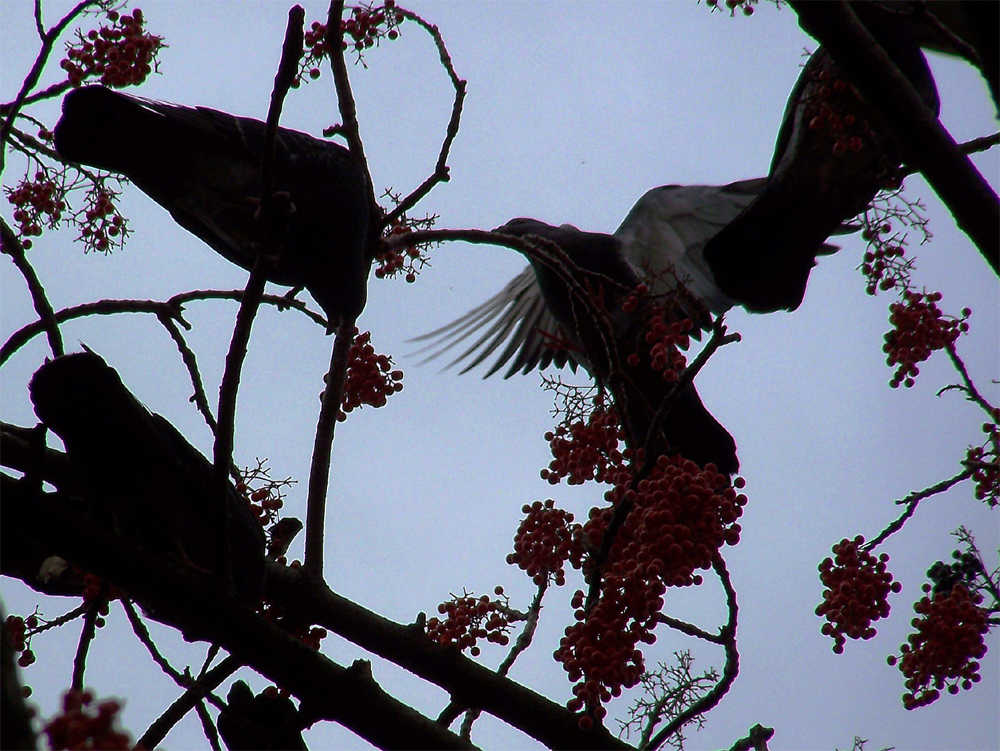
[28,351,266,603]
[217,681,307,751]
[468,218,739,474]
[54,85,372,326]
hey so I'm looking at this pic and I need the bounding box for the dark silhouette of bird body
[54,85,371,323]
[28,351,266,603]
[705,5,940,312]
[217,681,307,751]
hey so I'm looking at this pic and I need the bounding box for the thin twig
[157,313,218,433]
[304,319,355,578]
[0,0,94,171]
[195,699,223,751]
[654,614,724,644]
[121,599,185,684]
[137,654,242,750]
[943,341,997,417]
[383,9,466,229]
[646,557,739,751]
[28,603,87,635]
[71,583,108,691]
[454,581,548,739]
[865,467,974,549]
[1,290,325,367]
[1,216,64,359]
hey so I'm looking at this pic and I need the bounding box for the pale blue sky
[2,2,997,749]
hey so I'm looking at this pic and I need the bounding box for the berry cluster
[342,2,405,52]
[705,0,756,16]
[887,584,989,709]
[507,500,583,586]
[5,614,38,669]
[77,186,129,254]
[815,536,901,653]
[926,550,984,597]
[883,291,969,388]
[61,9,163,88]
[541,406,624,485]
[337,330,403,420]
[299,1,405,82]
[5,175,65,247]
[968,417,999,507]
[375,222,424,282]
[557,458,746,720]
[426,589,512,657]
[238,480,284,527]
[44,690,131,751]
[860,224,910,296]
[638,312,692,381]
[621,285,696,381]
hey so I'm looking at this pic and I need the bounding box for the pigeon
[28,351,266,603]
[705,5,940,311]
[411,179,795,381]
[54,85,372,326]
[472,218,739,474]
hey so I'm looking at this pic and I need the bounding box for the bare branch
[1,217,63,359]
[865,468,974,549]
[303,320,356,578]
[646,557,740,751]
[383,9,467,228]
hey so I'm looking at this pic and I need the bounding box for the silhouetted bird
[705,4,940,310]
[471,218,739,474]
[54,85,371,326]
[217,681,307,751]
[29,351,266,602]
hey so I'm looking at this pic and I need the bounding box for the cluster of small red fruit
[299,1,406,83]
[540,405,624,486]
[44,690,133,751]
[426,589,513,658]
[882,290,969,388]
[815,535,902,654]
[5,174,65,247]
[967,415,999,507]
[61,9,163,89]
[507,500,584,587]
[558,456,746,724]
[338,330,403,420]
[888,583,989,709]
[860,222,911,296]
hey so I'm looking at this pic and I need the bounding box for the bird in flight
[54,85,372,326]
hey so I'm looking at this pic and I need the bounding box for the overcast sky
[2,2,998,749]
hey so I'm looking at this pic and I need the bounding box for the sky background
[2,1,998,749]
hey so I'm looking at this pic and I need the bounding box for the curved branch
[646,557,739,751]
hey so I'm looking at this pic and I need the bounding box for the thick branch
[264,563,631,750]
[2,477,472,750]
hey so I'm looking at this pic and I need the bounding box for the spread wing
[408,265,583,379]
